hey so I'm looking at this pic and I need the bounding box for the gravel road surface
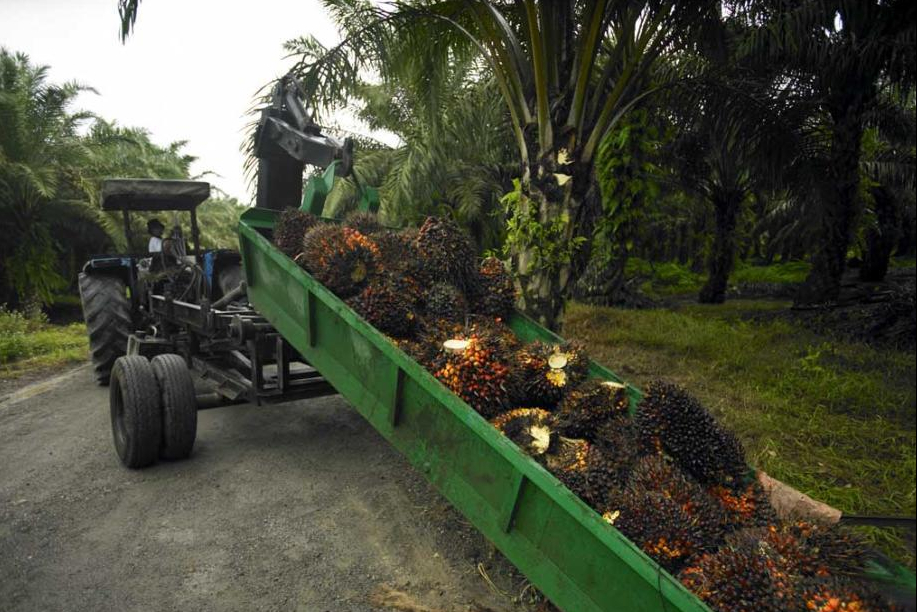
[0,365,528,612]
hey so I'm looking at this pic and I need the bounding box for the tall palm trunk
[795,108,863,306]
[699,189,743,303]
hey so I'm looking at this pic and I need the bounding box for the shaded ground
[0,365,533,612]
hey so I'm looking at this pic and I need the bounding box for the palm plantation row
[266,0,915,328]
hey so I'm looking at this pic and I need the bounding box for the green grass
[625,258,813,298]
[0,307,87,380]
[731,260,810,284]
[563,300,916,567]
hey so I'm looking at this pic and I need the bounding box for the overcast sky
[0,0,350,202]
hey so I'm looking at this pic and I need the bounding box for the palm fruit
[470,257,516,320]
[397,317,463,368]
[432,331,514,418]
[343,210,382,235]
[299,224,379,298]
[679,542,796,612]
[273,209,318,259]
[414,216,476,289]
[797,576,900,612]
[554,379,630,440]
[347,273,416,338]
[423,282,468,322]
[635,380,748,487]
[708,481,778,530]
[626,454,729,542]
[544,437,624,509]
[515,341,590,408]
[765,521,868,577]
[612,488,713,573]
[490,408,555,457]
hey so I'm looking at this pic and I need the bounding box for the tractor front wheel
[110,356,162,469]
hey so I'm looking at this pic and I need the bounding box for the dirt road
[0,365,525,612]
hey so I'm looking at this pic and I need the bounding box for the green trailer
[237,207,915,612]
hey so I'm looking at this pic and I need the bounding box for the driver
[147,219,165,253]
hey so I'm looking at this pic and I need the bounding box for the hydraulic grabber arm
[253,74,377,214]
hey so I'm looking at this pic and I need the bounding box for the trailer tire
[110,356,162,469]
[151,354,197,461]
[79,272,132,386]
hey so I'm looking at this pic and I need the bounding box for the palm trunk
[509,169,589,331]
[699,190,742,304]
[795,109,863,306]
[859,185,899,282]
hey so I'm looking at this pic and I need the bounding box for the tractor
[77,74,363,468]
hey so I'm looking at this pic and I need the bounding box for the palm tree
[278,0,721,328]
[739,0,916,305]
[0,48,95,306]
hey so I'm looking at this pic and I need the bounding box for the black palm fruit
[347,273,416,338]
[470,257,516,320]
[343,210,382,235]
[545,437,624,509]
[273,209,318,259]
[635,380,748,488]
[555,379,631,439]
[414,216,476,290]
[423,282,468,322]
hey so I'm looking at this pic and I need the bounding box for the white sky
[0,0,351,202]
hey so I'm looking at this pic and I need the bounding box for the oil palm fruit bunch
[515,341,589,408]
[470,257,516,320]
[626,454,729,542]
[612,488,713,573]
[635,380,748,487]
[708,481,777,530]
[589,419,641,486]
[299,224,379,298]
[432,331,514,418]
[797,577,900,612]
[490,408,555,457]
[767,521,868,577]
[545,437,623,509]
[274,209,318,259]
[347,273,416,338]
[423,282,468,322]
[343,210,382,235]
[679,540,796,612]
[414,216,476,290]
[554,380,630,440]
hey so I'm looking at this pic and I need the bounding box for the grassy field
[563,299,916,566]
[0,307,87,380]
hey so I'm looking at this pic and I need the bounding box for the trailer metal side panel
[238,208,915,611]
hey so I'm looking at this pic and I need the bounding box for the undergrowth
[0,306,87,379]
[564,299,916,567]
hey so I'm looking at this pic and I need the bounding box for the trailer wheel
[79,272,132,386]
[151,354,197,461]
[110,356,162,469]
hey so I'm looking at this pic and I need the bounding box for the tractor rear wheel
[151,354,197,460]
[79,272,132,385]
[110,356,162,469]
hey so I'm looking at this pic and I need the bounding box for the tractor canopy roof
[101,179,211,212]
